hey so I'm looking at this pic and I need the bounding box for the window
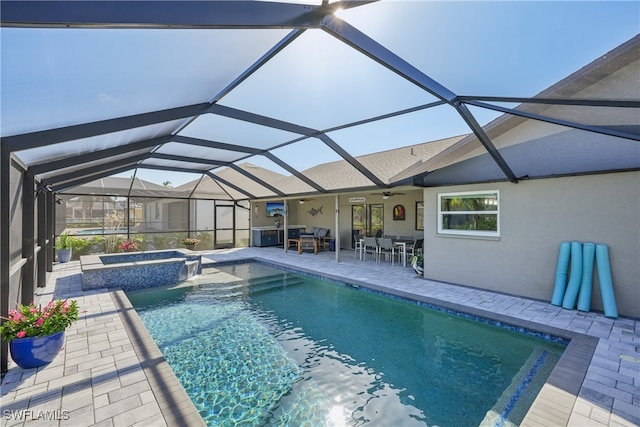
[438,191,499,237]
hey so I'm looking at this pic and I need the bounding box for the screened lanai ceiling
[1,1,639,200]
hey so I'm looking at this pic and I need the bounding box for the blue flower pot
[57,248,72,263]
[9,331,65,369]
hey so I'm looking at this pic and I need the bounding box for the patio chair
[409,238,424,256]
[314,227,330,251]
[298,233,318,254]
[362,237,378,261]
[377,238,396,265]
[353,234,364,258]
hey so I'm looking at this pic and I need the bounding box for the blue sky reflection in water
[127,263,566,426]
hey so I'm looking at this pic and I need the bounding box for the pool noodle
[551,241,571,306]
[562,242,583,309]
[577,243,595,312]
[596,244,618,319]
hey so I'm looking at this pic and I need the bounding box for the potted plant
[410,253,424,276]
[0,299,79,369]
[57,233,72,263]
[182,237,200,250]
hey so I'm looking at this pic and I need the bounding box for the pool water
[126,263,566,427]
[72,228,130,235]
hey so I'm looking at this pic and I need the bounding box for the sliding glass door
[351,204,384,246]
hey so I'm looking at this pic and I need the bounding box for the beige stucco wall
[422,171,640,318]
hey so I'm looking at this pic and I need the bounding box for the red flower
[119,240,138,252]
[8,310,23,322]
[0,300,79,341]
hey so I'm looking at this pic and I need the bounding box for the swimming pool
[126,263,566,427]
[72,228,130,235]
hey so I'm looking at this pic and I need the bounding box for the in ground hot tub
[80,250,202,291]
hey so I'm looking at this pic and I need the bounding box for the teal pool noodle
[577,243,596,312]
[551,241,571,306]
[596,244,618,319]
[562,242,583,309]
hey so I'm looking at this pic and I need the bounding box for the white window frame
[437,190,500,237]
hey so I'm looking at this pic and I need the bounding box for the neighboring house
[58,177,191,233]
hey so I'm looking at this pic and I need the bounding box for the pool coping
[115,256,599,427]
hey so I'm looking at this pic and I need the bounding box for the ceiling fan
[370,191,405,200]
[298,198,315,204]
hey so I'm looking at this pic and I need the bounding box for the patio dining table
[358,237,411,267]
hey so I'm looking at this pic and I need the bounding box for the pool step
[195,273,283,292]
[185,275,307,302]
[248,275,307,295]
[199,275,286,293]
[182,270,284,292]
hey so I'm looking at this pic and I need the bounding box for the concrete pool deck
[1,247,638,426]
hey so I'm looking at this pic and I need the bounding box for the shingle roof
[62,176,176,197]
[185,135,464,200]
[301,135,464,190]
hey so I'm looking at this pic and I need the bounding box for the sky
[1,1,638,188]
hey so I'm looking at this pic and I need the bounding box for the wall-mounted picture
[393,204,405,221]
[266,202,285,217]
[416,201,424,230]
